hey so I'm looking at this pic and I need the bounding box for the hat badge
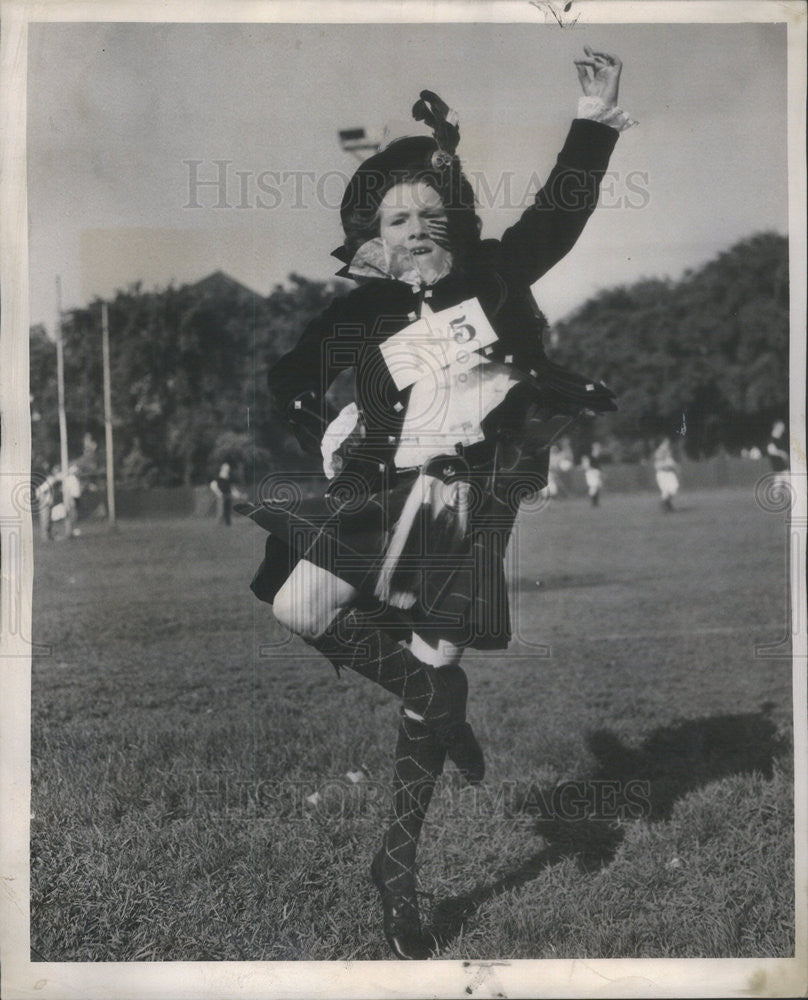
[431,149,453,170]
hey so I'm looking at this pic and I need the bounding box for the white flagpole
[101,301,117,528]
[55,276,72,538]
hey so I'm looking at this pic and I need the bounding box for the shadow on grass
[428,708,787,950]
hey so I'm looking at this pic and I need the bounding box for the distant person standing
[210,462,234,526]
[766,420,789,492]
[654,437,680,512]
[553,436,575,497]
[581,442,603,507]
[35,472,55,541]
[49,469,68,536]
[545,444,562,500]
[64,464,82,537]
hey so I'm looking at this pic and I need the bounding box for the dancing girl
[240,46,634,958]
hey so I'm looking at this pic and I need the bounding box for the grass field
[29,486,795,961]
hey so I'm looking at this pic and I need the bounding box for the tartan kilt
[241,356,615,649]
[238,445,550,651]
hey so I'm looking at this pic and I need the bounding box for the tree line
[29,231,788,487]
[30,271,346,488]
[548,231,789,460]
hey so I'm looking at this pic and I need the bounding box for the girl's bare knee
[271,583,299,633]
[272,584,322,639]
[272,561,356,641]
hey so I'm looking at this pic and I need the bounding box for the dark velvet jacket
[267,118,619,476]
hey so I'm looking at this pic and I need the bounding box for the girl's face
[378,180,452,285]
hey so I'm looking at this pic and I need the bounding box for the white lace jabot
[347,238,452,288]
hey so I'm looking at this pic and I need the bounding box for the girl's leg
[373,634,481,958]
[371,709,446,959]
[274,565,480,958]
[276,559,454,721]
[310,610,483,781]
[379,635,467,892]
[272,559,358,640]
[380,710,447,892]
[274,562,483,781]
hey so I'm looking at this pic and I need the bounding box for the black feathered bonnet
[332,91,480,271]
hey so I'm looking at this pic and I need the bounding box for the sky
[26,18,789,333]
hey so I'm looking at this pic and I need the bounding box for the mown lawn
[30,486,795,961]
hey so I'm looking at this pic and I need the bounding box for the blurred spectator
[544,444,561,500]
[766,420,789,491]
[654,437,680,512]
[581,442,604,507]
[50,469,66,533]
[64,465,82,537]
[35,472,55,541]
[210,462,240,526]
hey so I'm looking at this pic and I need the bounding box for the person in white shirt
[654,437,680,512]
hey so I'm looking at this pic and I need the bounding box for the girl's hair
[339,137,480,267]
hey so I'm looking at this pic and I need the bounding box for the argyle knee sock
[378,709,447,894]
[310,610,463,726]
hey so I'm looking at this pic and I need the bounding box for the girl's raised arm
[498,48,631,285]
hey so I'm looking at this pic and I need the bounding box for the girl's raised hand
[574,47,622,108]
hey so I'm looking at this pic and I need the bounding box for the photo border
[2,2,806,997]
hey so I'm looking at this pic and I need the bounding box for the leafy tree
[30,273,347,488]
[549,232,788,458]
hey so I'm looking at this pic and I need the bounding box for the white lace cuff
[577,95,638,132]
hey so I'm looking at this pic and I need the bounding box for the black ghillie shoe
[370,850,437,960]
[437,721,485,785]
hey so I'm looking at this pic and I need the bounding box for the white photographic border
[2,2,806,997]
